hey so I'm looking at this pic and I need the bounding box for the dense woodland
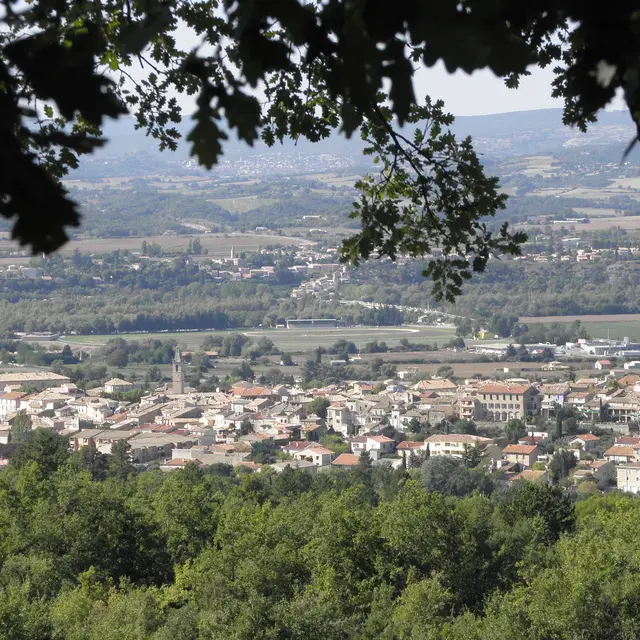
[346,258,640,319]
[0,431,635,640]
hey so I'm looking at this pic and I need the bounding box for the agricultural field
[32,233,313,256]
[208,196,278,213]
[521,314,640,342]
[59,325,457,353]
[570,216,640,231]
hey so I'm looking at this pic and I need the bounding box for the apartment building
[477,383,540,421]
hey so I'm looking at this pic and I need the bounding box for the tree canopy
[2,0,639,297]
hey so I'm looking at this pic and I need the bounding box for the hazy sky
[416,62,625,116]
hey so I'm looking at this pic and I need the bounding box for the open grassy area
[520,314,640,342]
[21,233,313,256]
[60,325,457,353]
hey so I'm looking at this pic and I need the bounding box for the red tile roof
[503,444,539,455]
[331,453,360,466]
[479,384,531,394]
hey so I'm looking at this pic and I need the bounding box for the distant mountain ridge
[76,107,637,176]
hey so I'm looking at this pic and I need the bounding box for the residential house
[502,444,540,468]
[326,403,355,436]
[397,441,428,454]
[292,445,333,467]
[69,429,106,451]
[569,433,601,453]
[606,393,640,423]
[457,395,486,421]
[0,392,26,416]
[595,360,613,370]
[604,445,639,464]
[572,459,612,484]
[270,460,317,474]
[104,378,134,394]
[616,463,640,493]
[477,383,540,421]
[425,434,497,460]
[350,435,395,458]
[331,453,361,469]
[411,379,458,395]
[538,383,570,417]
[510,469,549,483]
[0,371,70,392]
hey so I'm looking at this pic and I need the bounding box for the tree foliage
[3,0,640,295]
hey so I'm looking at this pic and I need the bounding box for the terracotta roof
[305,446,333,456]
[605,446,636,458]
[397,441,425,450]
[479,383,532,394]
[572,433,600,442]
[503,444,539,455]
[331,453,361,466]
[616,436,640,446]
[284,441,312,451]
[426,434,492,444]
[0,392,26,400]
[368,435,394,443]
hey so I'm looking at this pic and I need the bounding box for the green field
[577,321,640,342]
[60,325,457,352]
[520,314,640,342]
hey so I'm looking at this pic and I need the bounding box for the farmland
[60,325,457,352]
[16,233,312,256]
[521,314,640,341]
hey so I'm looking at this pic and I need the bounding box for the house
[604,445,638,464]
[573,460,612,484]
[103,378,134,394]
[616,463,640,493]
[350,435,395,457]
[605,393,640,423]
[569,433,601,453]
[331,453,361,469]
[425,434,498,460]
[397,440,428,453]
[281,441,313,456]
[0,392,27,416]
[502,444,540,468]
[326,403,355,436]
[538,383,570,417]
[292,445,333,467]
[69,429,107,451]
[595,360,613,370]
[0,371,70,392]
[270,460,317,474]
[411,379,458,395]
[510,469,549,483]
[457,395,485,421]
[477,383,540,421]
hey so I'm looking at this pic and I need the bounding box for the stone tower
[172,346,184,394]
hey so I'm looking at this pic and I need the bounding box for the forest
[345,257,640,319]
[0,251,408,336]
[0,431,636,640]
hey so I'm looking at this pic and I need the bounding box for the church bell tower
[172,347,184,394]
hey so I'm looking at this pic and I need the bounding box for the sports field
[60,325,457,352]
[520,314,640,342]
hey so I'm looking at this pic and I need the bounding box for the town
[3,342,640,494]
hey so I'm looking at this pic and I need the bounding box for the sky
[415,62,625,117]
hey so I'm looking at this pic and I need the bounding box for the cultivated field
[569,216,640,231]
[209,196,277,213]
[33,233,313,256]
[521,314,640,342]
[60,325,457,352]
